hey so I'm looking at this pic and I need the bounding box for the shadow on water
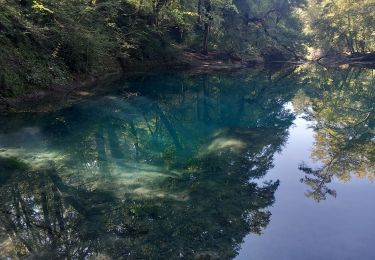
[0,66,374,258]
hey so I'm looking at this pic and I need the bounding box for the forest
[0,0,374,97]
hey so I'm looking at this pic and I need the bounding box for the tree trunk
[198,0,202,22]
[203,23,209,55]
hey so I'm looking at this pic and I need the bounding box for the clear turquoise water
[0,66,374,259]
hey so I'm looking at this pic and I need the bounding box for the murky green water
[0,66,374,259]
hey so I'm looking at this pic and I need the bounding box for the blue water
[0,66,374,259]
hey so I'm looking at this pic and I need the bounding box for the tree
[301,0,375,55]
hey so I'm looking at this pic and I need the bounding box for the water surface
[0,66,374,259]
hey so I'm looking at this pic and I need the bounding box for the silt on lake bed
[0,66,374,259]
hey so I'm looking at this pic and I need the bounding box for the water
[0,66,374,259]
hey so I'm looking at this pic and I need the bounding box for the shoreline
[0,51,254,114]
[1,52,374,115]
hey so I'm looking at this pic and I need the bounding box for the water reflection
[0,69,298,258]
[1,66,374,258]
[296,66,375,202]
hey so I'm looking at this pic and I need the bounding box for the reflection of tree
[297,67,375,202]
[0,69,298,258]
[0,158,116,258]
[0,147,279,259]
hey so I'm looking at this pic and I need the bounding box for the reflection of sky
[237,111,375,260]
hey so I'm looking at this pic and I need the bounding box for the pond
[0,65,374,259]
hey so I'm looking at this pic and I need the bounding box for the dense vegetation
[0,0,374,97]
[301,0,375,55]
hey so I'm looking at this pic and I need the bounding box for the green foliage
[2,0,374,97]
[301,0,375,54]
[0,2,70,96]
[0,0,310,97]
